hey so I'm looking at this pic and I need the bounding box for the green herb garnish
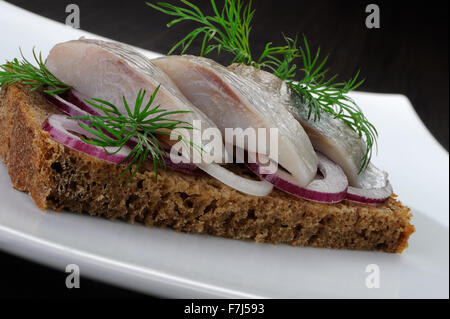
[288,37,377,172]
[146,0,297,69]
[148,0,377,172]
[0,48,71,96]
[72,86,195,182]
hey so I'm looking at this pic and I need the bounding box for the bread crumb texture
[0,84,415,252]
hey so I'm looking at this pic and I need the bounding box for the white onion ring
[197,162,273,197]
[246,152,348,203]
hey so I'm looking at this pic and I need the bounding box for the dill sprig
[147,0,254,63]
[266,35,300,80]
[71,86,194,182]
[146,0,296,69]
[0,48,71,96]
[288,37,377,171]
[149,0,378,172]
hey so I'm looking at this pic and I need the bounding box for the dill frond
[149,0,378,172]
[71,86,194,182]
[0,48,71,96]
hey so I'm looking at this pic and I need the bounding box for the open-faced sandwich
[0,0,414,252]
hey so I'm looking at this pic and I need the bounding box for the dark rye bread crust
[0,84,415,253]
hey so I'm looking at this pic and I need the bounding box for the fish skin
[45,38,221,148]
[228,64,388,188]
[153,55,319,187]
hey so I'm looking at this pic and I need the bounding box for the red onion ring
[344,164,393,203]
[46,87,102,117]
[46,93,91,118]
[346,182,393,204]
[42,114,200,174]
[42,114,131,164]
[65,89,103,116]
[246,152,348,203]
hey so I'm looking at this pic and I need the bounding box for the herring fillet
[45,38,219,146]
[153,55,319,187]
[228,64,389,188]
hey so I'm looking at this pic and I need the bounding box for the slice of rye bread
[0,84,415,253]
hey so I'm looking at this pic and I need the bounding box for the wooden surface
[1,0,448,298]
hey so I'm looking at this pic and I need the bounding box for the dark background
[1,0,448,298]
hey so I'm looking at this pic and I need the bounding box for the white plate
[0,1,448,298]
